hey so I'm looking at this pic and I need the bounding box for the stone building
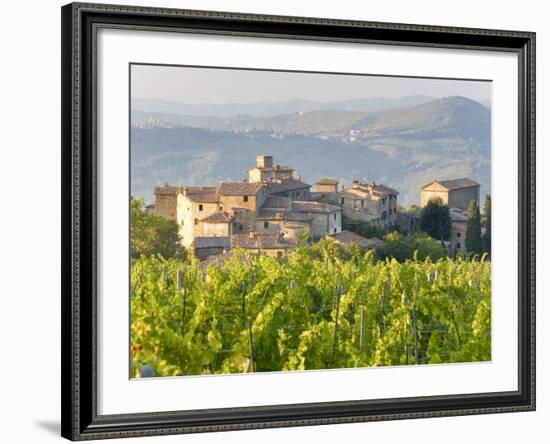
[153,155,342,259]
[231,232,296,258]
[396,209,421,233]
[314,178,339,193]
[313,179,399,230]
[325,231,384,251]
[291,201,342,238]
[193,236,230,261]
[248,155,294,183]
[420,178,480,211]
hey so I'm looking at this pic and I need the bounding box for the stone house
[193,236,230,261]
[314,178,339,193]
[154,155,343,259]
[314,179,399,230]
[291,201,342,238]
[420,178,480,211]
[325,231,384,251]
[231,232,296,258]
[396,209,421,233]
[248,155,294,183]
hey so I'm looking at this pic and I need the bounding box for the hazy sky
[131,64,491,105]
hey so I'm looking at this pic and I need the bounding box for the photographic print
[129,64,492,378]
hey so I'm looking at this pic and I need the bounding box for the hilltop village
[151,155,480,263]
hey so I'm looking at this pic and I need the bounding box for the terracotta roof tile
[194,236,230,249]
[292,201,342,214]
[218,182,263,196]
[231,233,295,249]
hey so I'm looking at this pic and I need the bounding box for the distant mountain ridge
[132,95,435,118]
[130,96,491,207]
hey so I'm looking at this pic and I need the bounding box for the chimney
[296,175,301,182]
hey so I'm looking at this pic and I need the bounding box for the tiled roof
[369,183,399,196]
[266,178,311,194]
[262,196,292,209]
[292,200,342,214]
[231,233,295,249]
[452,222,467,232]
[327,231,384,249]
[200,212,231,224]
[315,178,338,185]
[186,187,219,203]
[344,182,399,197]
[154,185,186,195]
[247,164,293,172]
[154,185,220,202]
[256,209,310,222]
[218,182,263,196]
[422,178,479,191]
[194,236,230,249]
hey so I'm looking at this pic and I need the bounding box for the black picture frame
[61,2,536,440]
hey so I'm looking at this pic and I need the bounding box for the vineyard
[130,241,491,377]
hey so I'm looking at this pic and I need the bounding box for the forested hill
[131,96,491,207]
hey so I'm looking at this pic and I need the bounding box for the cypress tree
[419,197,451,241]
[465,199,482,255]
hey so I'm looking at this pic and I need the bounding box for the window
[333,213,337,220]
[194,219,198,226]
[181,219,184,226]
[243,195,249,202]
[333,228,337,233]
[198,204,203,211]
[277,251,283,258]
[361,199,364,209]
[457,232,461,238]
[340,197,345,205]
[264,221,269,229]
[219,206,223,211]
[456,242,461,249]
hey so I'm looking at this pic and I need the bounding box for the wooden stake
[248,316,255,372]
[332,283,342,356]
[241,282,247,329]
[359,306,365,353]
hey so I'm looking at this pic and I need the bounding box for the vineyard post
[413,277,419,364]
[177,271,188,335]
[247,316,255,372]
[359,306,365,353]
[332,283,343,356]
[379,278,387,337]
[241,282,247,329]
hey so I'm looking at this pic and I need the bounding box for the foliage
[344,218,386,239]
[130,247,491,377]
[379,231,448,263]
[466,200,483,255]
[420,197,451,241]
[482,195,491,257]
[130,196,187,260]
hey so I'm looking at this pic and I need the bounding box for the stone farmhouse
[312,178,399,230]
[153,155,342,260]
[420,178,480,211]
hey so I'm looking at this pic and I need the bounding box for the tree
[379,231,447,262]
[465,199,483,255]
[130,196,187,260]
[481,195,491,256]
[419,197,451,241]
